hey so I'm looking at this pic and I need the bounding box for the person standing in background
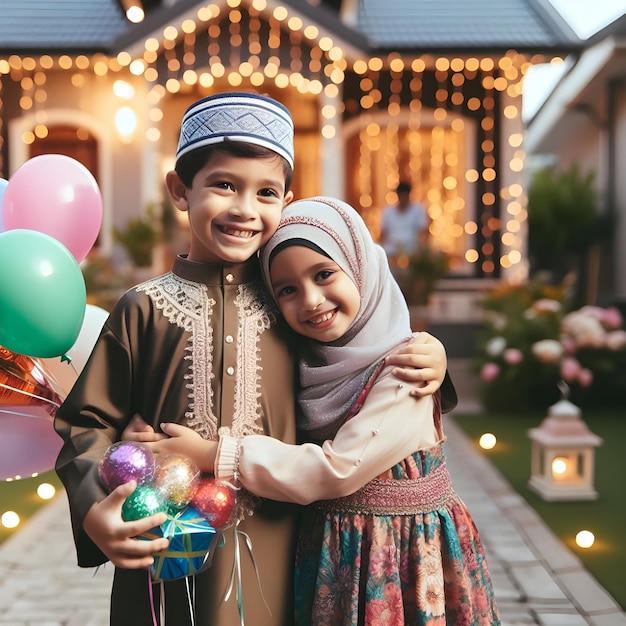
[380,180,429,259]
[380,181,430,302]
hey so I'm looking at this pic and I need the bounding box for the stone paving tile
[0,495,111,626]
[536,612,591,625]
[589,613,626,626]
[523,525,583,571]
[558,570,624,614]
[510,563,572,601]
[489,536,544,565]
[500,608,539,624]
[488,564,523,604]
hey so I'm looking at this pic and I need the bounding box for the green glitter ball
[122,484,167,521]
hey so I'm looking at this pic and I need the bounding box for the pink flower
[578,305,605,321]
[532,298,562,314]
[562,312,606,348]
[580,305,622,329]
[602,306,623,329]
[485,336,506,357]
[606,330,626,351]
[531,339,563,363]
[560,357,581,382]
[481,362,500,382]
[578,368,593,387]
[503,348,523,365]
[560,337,577,354]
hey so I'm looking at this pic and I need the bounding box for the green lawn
[453,411,625,611]
[0,470,63,545]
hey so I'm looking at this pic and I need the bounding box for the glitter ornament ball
[122,484,167,521]
[153,455,200,510]
[99,441,155,492]
[192,478,237,528]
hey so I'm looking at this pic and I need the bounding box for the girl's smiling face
[269,245,361,343]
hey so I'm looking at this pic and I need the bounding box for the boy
[55,91,451,625]
[55,91,300,625]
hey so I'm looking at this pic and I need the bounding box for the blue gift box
[142,505,217,582]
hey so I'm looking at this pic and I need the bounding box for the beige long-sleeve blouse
[216,365,439,504]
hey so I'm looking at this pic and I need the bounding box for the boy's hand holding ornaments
[98,441,237,582]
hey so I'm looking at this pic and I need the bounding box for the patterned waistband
[316,463,456,516]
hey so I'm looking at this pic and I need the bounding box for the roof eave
[113,0,371,58]
[526,0,583,44]
[524,37,620,153]
[368,42,585,57]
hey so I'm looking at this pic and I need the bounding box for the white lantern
[528,392,603,501]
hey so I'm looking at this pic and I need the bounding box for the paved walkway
[0,360,624,625]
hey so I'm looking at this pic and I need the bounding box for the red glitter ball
[191,478,236,528]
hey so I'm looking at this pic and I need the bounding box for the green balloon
[0,229,86,358]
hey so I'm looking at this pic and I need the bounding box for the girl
[255,197,499,624]
[147,196,499,625]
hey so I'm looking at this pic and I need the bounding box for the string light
[0,6,534,281]
[1,511,20,529]
[37,483,56,500]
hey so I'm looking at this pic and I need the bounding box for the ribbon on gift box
[143,506,217,583]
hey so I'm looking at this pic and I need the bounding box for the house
[0,0,583,324]
[524,13,626,313]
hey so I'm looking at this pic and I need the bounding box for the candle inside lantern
[551,456,568,478]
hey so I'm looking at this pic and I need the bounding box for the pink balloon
[2,155,103,262]
[0,406,61,480]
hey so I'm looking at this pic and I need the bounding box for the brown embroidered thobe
[55,255,299,625]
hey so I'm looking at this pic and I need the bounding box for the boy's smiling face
[168,153,293,265]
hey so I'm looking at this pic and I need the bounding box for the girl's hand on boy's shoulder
[386,332,447,396]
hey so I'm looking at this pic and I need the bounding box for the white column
[500,89,528,283]
[319,87,345,199]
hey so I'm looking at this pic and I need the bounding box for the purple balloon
[99,441,155,492]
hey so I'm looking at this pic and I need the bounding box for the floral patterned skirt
[294,444,501,626]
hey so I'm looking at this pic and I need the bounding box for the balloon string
[223,522,272,625]
[148,563,196,626]
[160,581,165,626]
[223,526,242,625]
[238,528,272,619]
[0,407,56,419]
[0,381,61,409]
[185,576,195,626]
[148,569,158,626]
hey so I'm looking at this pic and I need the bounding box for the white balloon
[67,304,110,374]
[36,304,109,398]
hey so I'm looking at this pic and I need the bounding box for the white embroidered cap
[175,91,295,168]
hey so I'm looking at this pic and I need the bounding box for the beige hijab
[261,197,412,431]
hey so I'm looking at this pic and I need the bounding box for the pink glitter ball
[99,441,155,492]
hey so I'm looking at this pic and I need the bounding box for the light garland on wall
[0,2,558,277]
